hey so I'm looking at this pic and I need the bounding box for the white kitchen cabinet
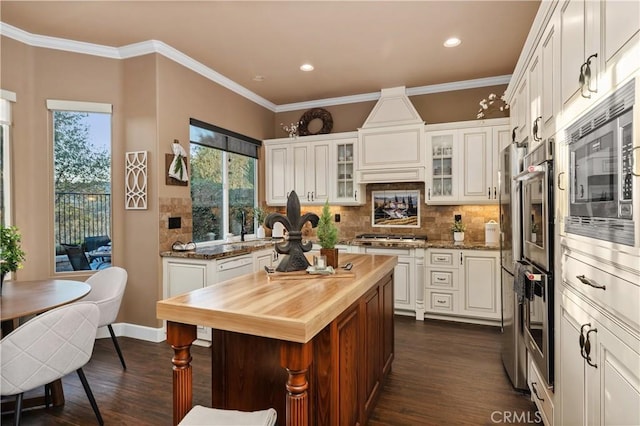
[426,130,458,202]
[425,119,508,205]
[333,138,364,205]
[425,248,501,324]
[461,251,500,319]
[558,288,640,426]
[359,246,417,316]
[513,76,529,145]
[292,141,331,204]
[560,0,639,120]
[253,248,277,272]
[556,240,640,426]
[264,132,363,206]
[162,257,217,341]
[265,142,292,205]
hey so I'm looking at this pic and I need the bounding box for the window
[0,93,14,227]
[189,119,260,243]
[48,100,112,272]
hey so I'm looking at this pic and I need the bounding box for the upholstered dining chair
[178,405,277,426]
[81,266,128,369]
[0,301,104,426]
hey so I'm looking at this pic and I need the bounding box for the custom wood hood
[357,86,427,183]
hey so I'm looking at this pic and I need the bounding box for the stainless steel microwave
[566,79,635,246]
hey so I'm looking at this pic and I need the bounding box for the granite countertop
[160,239,280,260]
[160,237,499,260]
[349,239,499,250]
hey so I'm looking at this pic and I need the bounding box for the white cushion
[178,405,277,426]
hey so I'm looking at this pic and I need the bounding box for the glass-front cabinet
[427,131,457,202]
[333,138,361,204]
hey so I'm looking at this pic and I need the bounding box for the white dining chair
[0,301,103,425]
[82,266,128,369]
[178,405,277,426]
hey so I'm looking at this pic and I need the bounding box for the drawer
[427,268,459,289]
[430,251,454,266]
[528,358,553,425]
[363,247,412,257]
[563,253,640,331]
[427,291,455,313]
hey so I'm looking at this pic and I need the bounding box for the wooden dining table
[1,279,92,410]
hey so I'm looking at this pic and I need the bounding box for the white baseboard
[95,322,211,347]
[96,322,166,343]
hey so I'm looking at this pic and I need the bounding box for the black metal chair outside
[62,244,92,271]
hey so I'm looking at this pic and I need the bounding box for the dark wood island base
[160,254,397,425]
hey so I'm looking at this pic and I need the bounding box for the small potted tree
[451,219,466,243]
[317,200,339,268]
[1,225,26,292]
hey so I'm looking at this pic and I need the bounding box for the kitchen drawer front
[426,290,456,313]
[528,357,553,425]
[427,268,459,289]
[429,251,455,266]
[363,247,412,257]
[563,253,640,331]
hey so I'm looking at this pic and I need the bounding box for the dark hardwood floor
[2,316,537,425]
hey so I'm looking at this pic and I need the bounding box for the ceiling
[0,1,540,108]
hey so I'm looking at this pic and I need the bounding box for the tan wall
[273,84,509,137]
[1,38,275,328]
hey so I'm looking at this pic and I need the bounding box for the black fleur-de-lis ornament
[264,191,319,272]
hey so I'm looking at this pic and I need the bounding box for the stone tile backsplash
[265,182,499,244]
[159,197,193,251]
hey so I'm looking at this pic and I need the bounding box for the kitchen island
[157,253,397,426]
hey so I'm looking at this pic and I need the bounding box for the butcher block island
[157,253,397,426]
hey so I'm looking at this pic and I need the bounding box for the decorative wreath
[298,108,333,136]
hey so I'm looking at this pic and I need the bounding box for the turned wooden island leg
[280,340,313,426]
[166,321,197,426]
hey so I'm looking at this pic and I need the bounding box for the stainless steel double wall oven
[516,140,555,387]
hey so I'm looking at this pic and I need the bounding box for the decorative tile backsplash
[266,183,499,244]
[159,197,193,251]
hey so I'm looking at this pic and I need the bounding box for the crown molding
[0,22,276,111]
[1,21,511,114]
[277,75,512,112]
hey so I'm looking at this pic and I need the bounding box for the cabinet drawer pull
[557,171,565,191]
[576,275,606,290]
[585,328,598,369]
[436,299,446,304]
[436,277,447,281]
[531,382,545,402]
[435,256,448,262]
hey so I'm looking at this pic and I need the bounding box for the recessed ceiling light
[444,37,461,48]
[252,75,265,82]
[300,63,314,72]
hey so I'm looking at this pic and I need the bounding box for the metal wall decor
[125,151,148,210]
[264,191,319,272]
[298,108,333,136]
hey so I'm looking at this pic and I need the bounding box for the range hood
[357,87,426,184]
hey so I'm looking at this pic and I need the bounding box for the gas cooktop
[355,234,428,242]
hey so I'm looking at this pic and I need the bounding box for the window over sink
[189,119,261,244]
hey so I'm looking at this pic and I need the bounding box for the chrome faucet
[240,210,246,242]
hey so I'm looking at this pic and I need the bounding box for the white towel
[169,142,189,182]
[178,405,277,426]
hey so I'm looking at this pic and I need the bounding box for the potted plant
[254,206,267,239]
[1,225,26,291]
[317,200,339,268]
[451,219,466,243]
[531,222,539,243]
